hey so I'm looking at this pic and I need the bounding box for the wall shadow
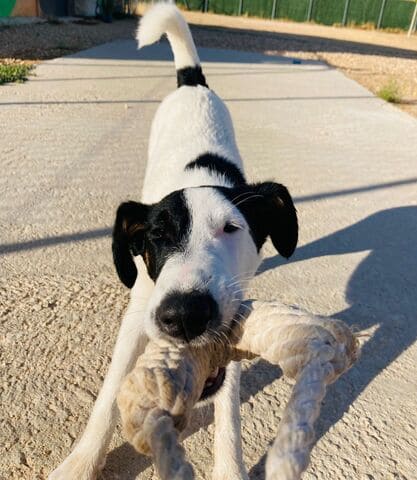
[68,38,321,66]
[0,94,374,107]
[189,23,417,61]
[29,66,330,83]
[0,227,111,255]
[2,177,414,256]
[293,177,417,204]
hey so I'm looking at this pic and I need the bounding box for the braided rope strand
[147,408,194,480]
[266,356,333,479]
[236,301,359,480]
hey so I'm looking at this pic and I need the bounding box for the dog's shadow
[102,206,417,479]
[249,206,417,477]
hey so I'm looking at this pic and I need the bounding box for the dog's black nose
[156,290,219,342]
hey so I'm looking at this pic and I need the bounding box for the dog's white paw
[48,449,101,480]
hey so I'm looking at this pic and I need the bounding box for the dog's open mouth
[199,367,226,400]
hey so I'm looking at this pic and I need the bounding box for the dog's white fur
[138,1,200,70]
[49,4,260,479]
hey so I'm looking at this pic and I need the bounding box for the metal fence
[178,0,417,32]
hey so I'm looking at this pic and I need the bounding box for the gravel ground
[0,19,136,62]
[1,12,416,117]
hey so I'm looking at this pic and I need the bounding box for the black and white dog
[50,4,297,479]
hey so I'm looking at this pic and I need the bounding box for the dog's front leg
[213,362,248,480]
[49,273,153,480]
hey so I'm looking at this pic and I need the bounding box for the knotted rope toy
[117,300,360,480]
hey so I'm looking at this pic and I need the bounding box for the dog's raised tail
[137,3,208,88]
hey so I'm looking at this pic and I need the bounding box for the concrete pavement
[1,40,416,479]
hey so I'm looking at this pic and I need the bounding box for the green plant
[377,80,401,104]
[0,63,33,85]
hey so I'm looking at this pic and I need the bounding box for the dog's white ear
[112,201,150,288]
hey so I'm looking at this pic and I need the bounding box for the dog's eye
[223,222,239,234]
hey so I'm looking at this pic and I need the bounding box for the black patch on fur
[177,65,208,88]
[144,191,191,281]
[112,190,191,287]
[112,201,150,289]
[217,182,298,257]
[185,153,246,186]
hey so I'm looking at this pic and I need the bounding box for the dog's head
[112,182,297,344]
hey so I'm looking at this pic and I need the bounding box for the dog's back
[137,4,245,204]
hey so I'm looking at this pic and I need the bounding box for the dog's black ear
[235,182,298,258]
[254,182,298,258]
[112,201,150,288]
